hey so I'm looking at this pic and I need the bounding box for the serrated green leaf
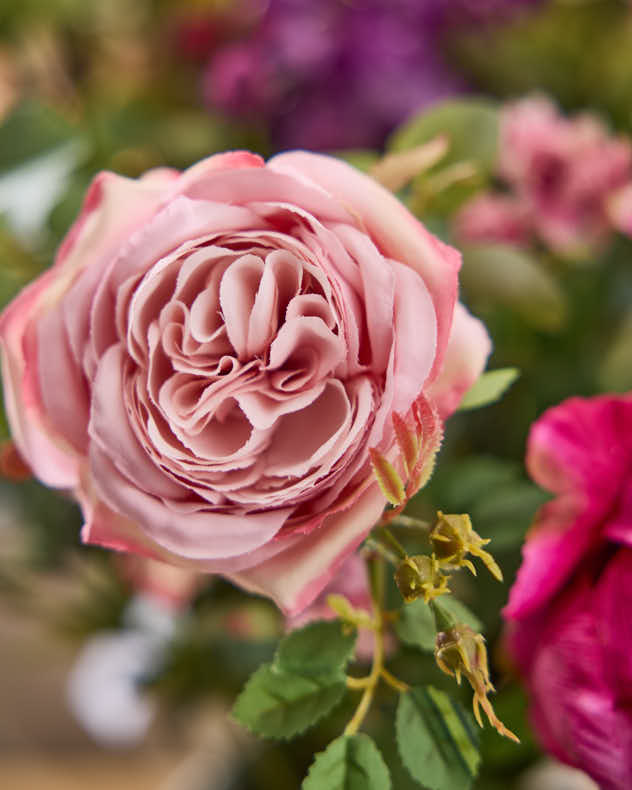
[397,686,480,790]
[458,368,520,411]
[396,597,483,653]
[303,734,391,790]
[275,620,357,678]
[232,663,346,739]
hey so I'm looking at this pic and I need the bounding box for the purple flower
[202,0,540,151]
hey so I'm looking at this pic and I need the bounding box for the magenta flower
[499,97,632,256]
[505,394,632,789]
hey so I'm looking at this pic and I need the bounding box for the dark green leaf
[303,734,391,790]
[397,686,480,790]
[458,369,520,411]
[275,620,357,677]
[232,663,346,739]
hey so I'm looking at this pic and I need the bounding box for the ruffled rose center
[115,233,378,513]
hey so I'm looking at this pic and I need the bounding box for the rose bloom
[505,395,632,789]
[499,96,632,256]
[0,151,490,614]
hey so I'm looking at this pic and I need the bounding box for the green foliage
[458,369,520,411]
[303,734,391,790]
[397,686,480,790]
[396,597,483,653]
[388,99,499,214]
[233,619,357,739]
[599,308,632,392]
[274,620,357,678]
[232,663,347,740]
[426,456,550,555]
[460,244,567,332]
[389,98,499,175]
[0,101,75,173]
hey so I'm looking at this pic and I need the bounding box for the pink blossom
[499,97,632,256]
[505,395,632,788]
[453,193,532,247]
[0,151,490,615]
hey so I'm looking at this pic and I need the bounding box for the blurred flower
[498,96,632,256]
[202,0,540,151]
[453,193,532,247]
[505,394,632,789]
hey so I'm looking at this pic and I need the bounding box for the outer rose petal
[268,151,461,381]
[425,302,492,419]
[227,484,386,614]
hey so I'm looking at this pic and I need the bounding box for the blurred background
[1,0,631,787]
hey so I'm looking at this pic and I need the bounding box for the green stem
[344,555,386,736]
[375,527,408,560]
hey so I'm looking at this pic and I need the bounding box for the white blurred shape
[0,141,83,239]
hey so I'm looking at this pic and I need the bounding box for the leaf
[370,448,406,506]
[460,244,567,332]
[397,686,481,790]
[599,309,632,392]
[395,597,483,653]
[303,734,391,790]
[438,597,484,635]
[275,620,357,678]
[232,663,346,739]
[389,99,499,175]
[395,598,436,652]
[458,368,520,411]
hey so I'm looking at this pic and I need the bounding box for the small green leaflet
[303,734,391,790]
[397,686,480,790]
[233,619,357,739]
[396,597,483,652]
[232,663,346,739]
[458,368,520,411]
[275,619,357,677]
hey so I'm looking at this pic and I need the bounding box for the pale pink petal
[226,483,386,614]
[426,302,492,419]
[269,151,460,381]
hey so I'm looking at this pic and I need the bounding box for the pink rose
[505,395,632,788]
[499,96,632,255]
[0,151,490,614]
